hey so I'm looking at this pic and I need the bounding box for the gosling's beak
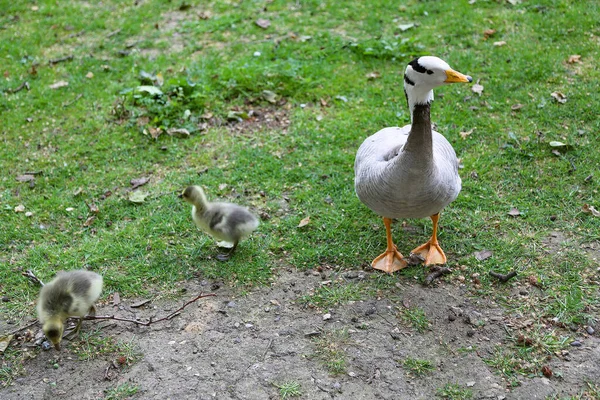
[54,342,61,351]
[177,191,183,199]
[445,69,473,83]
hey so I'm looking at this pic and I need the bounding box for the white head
[403,56,472,115]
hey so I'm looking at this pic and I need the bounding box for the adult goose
[354,56,472,273]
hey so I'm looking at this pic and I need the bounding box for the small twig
[106,29,122,38]
[5,81,30,94]
[62,94,83,107]
[261,339,273,361]
[66,30,85,39]
[3,319,39,336]
[489,270,518,283]
[22,270,45,287]
[82,293,216,326]
[424,266,452,285]
[49,55,74,65]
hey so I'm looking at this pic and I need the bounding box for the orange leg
[371,217,408,273]
[411,213,447,266]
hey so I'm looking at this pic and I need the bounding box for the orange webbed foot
[372,246,409,274]
[411,241,447,266]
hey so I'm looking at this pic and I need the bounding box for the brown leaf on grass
[14,205,25,213]
[528,275,541,287]
[146,127,163,139]
[483,29,496,39]
[298,216,310,228]
[582,204,600,217]
[0,335,13,354]
[493,41,507,47]
[508,207,521,217]
[255,18,271,29]
[166,128,190,138]
[198,11,212,19]
[474,250,493,261]
[511,103,524,111]
[567,55,581,64]
[112,292,120,306]
[16,174,35,182]
[365,71,381,80]
[320,98,328,107]
[541,365,553,378]
[130,176,150,190]
[87,202,99,214]
[471,83,484,96]
[85,72,94,79]
[551,92,567,104]
[83,215,96,227]
[49,80,69,89]
[459,128,475,140]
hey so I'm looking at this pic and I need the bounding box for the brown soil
[2,267,598,400]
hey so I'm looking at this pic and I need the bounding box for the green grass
[104,383,139,400]
[399,306,430,333]
[403,357,435,376]
[311,329,350,375]
[275,381,303,399]
[1,0,599,384]
[436,383,473,400]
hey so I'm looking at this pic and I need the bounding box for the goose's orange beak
[445,69,472,83]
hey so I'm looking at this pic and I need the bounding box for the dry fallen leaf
[459,128,475,140]
[128,191,149,204]
[130,176,150,190]
[49,80,69,89]
[493,41,507,47]
[511,103,524,111]
[471,83,484,96]
[508,207,521,217]
[567,55,581,64]
[262,90,277,104]
[474,250,492,261]
[398,23,415,31]
[15,174,35,182]
[83,215,96,227]
[0,335,14,354]
[112,292,121,306]
[582,204,600,217]
[85,72,94,79]
[298,216,311,228]
[551,92,567,104]
[14,204,25,213]
[218,183,228,191]
[365,71,381,80]
[255,18,271,29]
[483,29,496,39]
[199,10,212,19]
[166,128,190,138]
[146,126,163,139]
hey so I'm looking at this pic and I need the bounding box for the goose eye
[426,70,433,75]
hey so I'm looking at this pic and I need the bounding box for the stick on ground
[424,266,451,285]
[81,293,216,326]
[489,270,517,283]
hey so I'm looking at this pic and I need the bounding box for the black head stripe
[404,74,415,86]
[408,57,433,75]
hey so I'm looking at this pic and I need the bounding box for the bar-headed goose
[354,56,472,273]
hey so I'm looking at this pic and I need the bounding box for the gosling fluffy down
[181,185,259,260]
[37,270,103,350]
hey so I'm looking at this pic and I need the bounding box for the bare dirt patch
[2,268,598,399]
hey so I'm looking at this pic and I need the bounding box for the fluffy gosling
[181,185,259,261]
[37,270,103,350]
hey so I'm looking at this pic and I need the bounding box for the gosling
[37,270,103,350]
[181,185,259,261]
